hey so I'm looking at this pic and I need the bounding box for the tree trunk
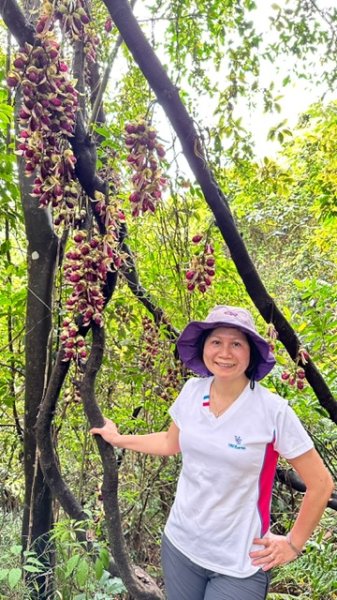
[19,156,59,598]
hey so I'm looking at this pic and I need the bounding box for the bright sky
[246,0,335,158]
[133,0,335,163]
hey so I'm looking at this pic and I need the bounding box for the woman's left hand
[249,532,299,571]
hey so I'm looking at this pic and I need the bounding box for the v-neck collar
[201,377,251,422]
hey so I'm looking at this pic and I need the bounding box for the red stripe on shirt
[257,435,279,536]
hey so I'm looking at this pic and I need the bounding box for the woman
[90,305,334,600]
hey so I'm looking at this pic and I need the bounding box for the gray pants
[161,534,270,600]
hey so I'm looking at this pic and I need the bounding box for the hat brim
[177,321,275,380]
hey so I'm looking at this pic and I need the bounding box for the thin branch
[121,241,179,340]
[90,0,137,128]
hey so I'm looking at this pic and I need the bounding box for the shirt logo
[228,435,246,450]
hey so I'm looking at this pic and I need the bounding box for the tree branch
[276,467,337,511]
[0,0,35,46]
[80,324,164,599]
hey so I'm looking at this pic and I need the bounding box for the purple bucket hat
[177,305,276,380]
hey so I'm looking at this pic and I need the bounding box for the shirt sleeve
[274,403,314,459]
[168,378,196,429]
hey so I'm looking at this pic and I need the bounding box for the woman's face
[202,327,250,382]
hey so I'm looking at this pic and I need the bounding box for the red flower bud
[206,257,215,267]
[74,231,86,243]
[125,123,137,134]
[7,74,20,88]
[80,244,90,255]
[185,270,195,281]
[192,234,203,243]
[156,145,166,158]
[125,136,135,147]
[19,108,30,120]
[27,71,38,83]
[65,339,75,348]
[63,348,75,360]
[105,17,113,32]
[13,57,26,69]
[147,139,156,150]
[50,96,62,107]
[129,191,141,203]
[35,16,48,34]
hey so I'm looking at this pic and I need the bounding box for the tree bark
[19,157,59,598]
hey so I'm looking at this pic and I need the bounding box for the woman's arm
[90,419,181,456]
[250,448,334,570]
[281,448,334,549]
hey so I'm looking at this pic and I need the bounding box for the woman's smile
[203,327,250,381]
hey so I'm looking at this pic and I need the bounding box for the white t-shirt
[164,377,313,577]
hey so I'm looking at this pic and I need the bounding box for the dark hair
[197,328,261,388]
[245,337,261,389]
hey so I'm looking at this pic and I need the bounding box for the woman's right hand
[90,418,121,446]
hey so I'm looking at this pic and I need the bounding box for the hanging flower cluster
[54,0,99,65]
[7,32,79,225]
[61,196,127,362]
[185,235,216,293]
[140,316,160,371]
[281,347,309,390]
[281,367,306,390]
[93,193,127,270]
[160,365,183,401]
[125,120,167,217]
[61,231,105,361]
[266,323,278,353]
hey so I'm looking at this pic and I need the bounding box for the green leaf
[10,545,22,556]
[65,554,81,578]
[95,557,104,581]
[0,569,9,581]
[8,568,22,589]
[23,564,43,573]
[75,558,89,588]
[99,548,110,569]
